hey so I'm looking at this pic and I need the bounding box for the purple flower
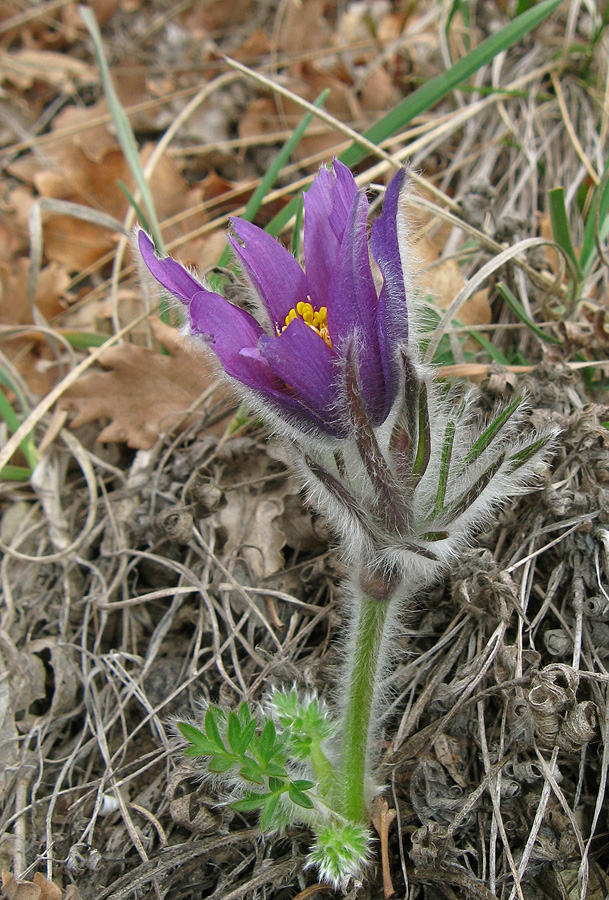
[138,161,409,437]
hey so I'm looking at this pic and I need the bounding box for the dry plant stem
[341,592,390,823]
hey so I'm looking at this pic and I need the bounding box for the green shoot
[461,396,522,468]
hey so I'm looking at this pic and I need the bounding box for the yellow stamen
[281,300,332,348]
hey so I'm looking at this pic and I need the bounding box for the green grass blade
[548,187,583,281]
[340,0,562,168]
[580,161,609,275]
[0,464,32,481]
[80,7,164,253]
[267,0,561,236]
[0,387,37,470]
[496,281,562,345]
[0,368,30,416]
[465,329,510,365]
[216,88,330,272]
[291,193,304,256]
[61,331,113,350]
[117,180,152,234]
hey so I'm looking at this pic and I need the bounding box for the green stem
[340,596,390,823]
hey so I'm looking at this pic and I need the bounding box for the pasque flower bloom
[138,160,409,438]
[143,161,558,887]
[139,161,556,594]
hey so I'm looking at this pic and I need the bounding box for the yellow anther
[281,301,332,349]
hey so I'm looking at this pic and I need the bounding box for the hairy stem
[340,594,390,823]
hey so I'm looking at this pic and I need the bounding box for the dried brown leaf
[1,870,41,900]
[0,49,95,92]
[1,872,65,900]
[60,318,231,449]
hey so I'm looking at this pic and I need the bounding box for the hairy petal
[304,162,358,308]
[139,230,207,304]
[187,290,276,391]
[328,159,360,241]
[327,193,387,420]
[258,318,343,430]
[229,218,307,328]
[370,170,410,403]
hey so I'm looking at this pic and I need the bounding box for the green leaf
[208,756,234,774]
[240,718,257,753]
[232,792,269,812]
[177,721,221,757]
[548,187,583,282]
[259,719,276,762]
[117,180,151,234]
[411,382,431,481]
[265,761,288,778]
[496,281,562,345]
[205,708,226,751]
[61,330,113,350]
[238,759,265,785]
[177,721,205,744]
[291,779,316,791]
[227,711,242,754]
[237,701,253,726]
[0,386,37,470]
[0,465,32,482]
[260,793,282,831]
[434,420,455,515]
[268,776,287,793]
[465,329,510,365]
[420,531,450,541]
[445,453,506,522]
[462,396,522,467]
[288,785,314,809]
[506,435,551,472]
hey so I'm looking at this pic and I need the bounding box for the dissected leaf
[60,318,231,449]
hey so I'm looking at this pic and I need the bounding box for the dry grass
[1,2,609,898]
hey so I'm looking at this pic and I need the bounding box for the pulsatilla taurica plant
[138,161,557,887]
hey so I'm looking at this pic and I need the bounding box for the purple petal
[189,295,342,434]
[138,230,203,304]
[229,219,306,329]
[303,162,358,308]
[326,192,388,422]
[139,229,275,393]
[370,170,410,404]
[327,159,359,242]
[258,318,339,426]
[187,290,279,393]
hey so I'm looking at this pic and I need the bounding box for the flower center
[283,300,332,349]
